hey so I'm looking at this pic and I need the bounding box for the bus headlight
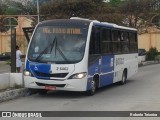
[69,72,87,79]
[24,70,31,76]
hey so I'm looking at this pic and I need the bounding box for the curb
[139,61,160,67]
[0,88,30,103]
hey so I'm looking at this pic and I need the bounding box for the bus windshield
[28,25,88,64]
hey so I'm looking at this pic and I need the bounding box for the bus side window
[129,32,138,53]
[112,30,121,54]
[89,26,101,55]
[121,31,129,53]
[101,28,112,54]
[89,31,95,55]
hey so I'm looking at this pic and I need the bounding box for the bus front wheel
[38,89,48,95]
[86,80,97,96]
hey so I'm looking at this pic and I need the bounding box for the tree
[0,0,36,15]
[40,0,96,19]
[109,0,122,7]
[146,47,159,60]
[40,0,124,24]
[92,0,103,3]
[0,0,37,32]
[0,1,7,32]
[119,0,160,32]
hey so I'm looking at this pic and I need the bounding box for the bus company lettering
[43,28,81,34]
[116,58,124,66]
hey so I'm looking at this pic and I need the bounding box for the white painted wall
[0,73,23,90]
[0,73,10,90]
[10,73,23,87]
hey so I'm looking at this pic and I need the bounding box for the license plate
[45,86,56,90]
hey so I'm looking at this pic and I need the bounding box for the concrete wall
[0,16,33,54]
[138,28,160,52]
[0,73,23,90]
[0,73,10,90]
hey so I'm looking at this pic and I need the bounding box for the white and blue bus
[24,17,138,95]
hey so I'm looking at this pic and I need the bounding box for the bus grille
[35,82,66,87]
[35,71,68,78]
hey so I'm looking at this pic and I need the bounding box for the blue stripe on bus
[99,55,114,87]
[101,55,114,73]
[93,23,114,28]
[87,77,93,91]
[87,55,114,90]
[25,60,30,71]
[99,73,114,87]
[87,58,100,90]
[26,60,51,80]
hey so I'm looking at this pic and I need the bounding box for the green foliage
[109,0,122,7]
[0,0,36,15]
[6,59,11,65]
[5,7,18,15]
[146,47,159,61]
[155,55,160,62]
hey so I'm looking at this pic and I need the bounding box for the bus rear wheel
[87,80,97,96]
[119,70,127,85]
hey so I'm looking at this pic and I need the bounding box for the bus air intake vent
[35,71,68,78]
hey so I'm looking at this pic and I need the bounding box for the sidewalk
[0,88,30,103]
[0,61,28,103]
[0,61,24,74]
[0,61,10,74]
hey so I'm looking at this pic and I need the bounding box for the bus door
[99,28,114,87]
[100,55,114,87]
[88,26,101,90]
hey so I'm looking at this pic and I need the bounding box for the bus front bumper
[24,76,88,92]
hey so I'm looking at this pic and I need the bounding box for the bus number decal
[56,67,68,71]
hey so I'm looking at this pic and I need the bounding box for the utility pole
[37,0,40,23]
[11,28,16,73]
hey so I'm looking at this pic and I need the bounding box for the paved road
[0,64,160,119]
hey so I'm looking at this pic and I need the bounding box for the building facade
[138,27,160,52]
[0,16,33,54]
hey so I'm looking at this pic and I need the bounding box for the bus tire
[86,79,97,96]
[28,88,38,95]
[119,70,127,85]
[38,89,48,95]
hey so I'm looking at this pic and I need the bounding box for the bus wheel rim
[91,80,96,93]
[122,73,126,83]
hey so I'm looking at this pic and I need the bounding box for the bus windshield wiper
[54,39,69,63]
[35,36,56,62]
